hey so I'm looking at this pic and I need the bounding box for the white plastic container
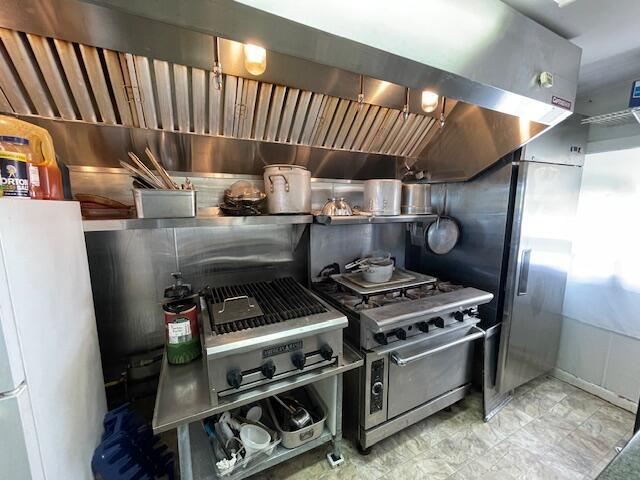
[239,424,271,459]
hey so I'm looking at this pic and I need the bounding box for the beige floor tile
[532,377,573,402]
[378,460,429,480]
[510,388,560,419]
[422,429,492,469]
[483,402,534,438]
[597,403,635,426]
[416,458,456,479]
[260,377,635,480]
[578,410,631,449]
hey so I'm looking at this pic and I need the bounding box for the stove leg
[357,444,373,456]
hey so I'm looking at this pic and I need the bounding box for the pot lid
[263,164,309,171]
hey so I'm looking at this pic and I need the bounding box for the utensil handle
[268,174,290,192]
[272,394,296,414]
[517,249,532,296]
[217,295,255,314]
[390,326,485,366]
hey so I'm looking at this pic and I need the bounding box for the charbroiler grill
[313,269,493,451]
[200,277,347,405]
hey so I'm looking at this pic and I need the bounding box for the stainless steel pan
[426,187,460,255]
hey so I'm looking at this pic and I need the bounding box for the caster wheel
[357,445,373,456]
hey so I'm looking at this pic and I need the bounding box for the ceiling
[503,0,640,98]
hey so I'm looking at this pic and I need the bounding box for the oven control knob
[261,361,276,379]
[395,328,407,340]
[226,369,243,389]
[453,311,465,322]
[291,351,306,370]
[372,381,383,396]
[373,333,388,345]
[418,322,429,333]
[320,344,334,361]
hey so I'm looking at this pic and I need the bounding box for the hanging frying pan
[426,187,460,255]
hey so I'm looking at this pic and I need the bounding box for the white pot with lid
[263,164,311,214]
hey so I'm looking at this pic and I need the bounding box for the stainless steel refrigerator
[496,114,587,394]
[0,199,107,479]
[410,114,588,416]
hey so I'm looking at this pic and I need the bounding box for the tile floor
[257,375,635,480]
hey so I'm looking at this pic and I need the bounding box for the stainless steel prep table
[153,342,363,479]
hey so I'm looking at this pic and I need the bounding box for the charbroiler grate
[204,277,327,335]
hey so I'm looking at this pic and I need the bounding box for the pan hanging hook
[212,37,223,90]
[403,87,410,120]
[357,75,365,111]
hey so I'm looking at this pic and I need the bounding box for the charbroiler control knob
[226,369,243,389]
[395,328,407,340]
[373,333,388,345]
[432,317,445,328]
[291,351,306,370]
[261,360,276,379]
[418,322,429,333]
[320,344,334,361]
[453,311,465,322]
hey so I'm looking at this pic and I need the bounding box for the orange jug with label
[0,116,64,200]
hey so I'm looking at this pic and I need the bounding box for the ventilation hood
[0,0,580,182]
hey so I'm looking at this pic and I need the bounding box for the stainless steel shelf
[314,214,437,225]
[152,343,363,434]
[185,420,333,480]
[83,215,314,232]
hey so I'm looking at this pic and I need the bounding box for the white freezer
[0,199,107,479]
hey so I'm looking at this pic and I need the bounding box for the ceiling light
[421,90,439,113]
[243,43,267,75]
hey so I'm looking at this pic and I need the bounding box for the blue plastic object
[92,404,174,480]
[629,80,640,108]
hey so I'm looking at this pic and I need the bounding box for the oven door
[386,322,484,419]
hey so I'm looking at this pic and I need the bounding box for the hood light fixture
[244,43,267,75]
[421,90,439,113]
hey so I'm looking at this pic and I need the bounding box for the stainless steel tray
[330,268,437,295]
[133,188,196,218]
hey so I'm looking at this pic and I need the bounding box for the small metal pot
[362,260,394,283]
[363,179,401,216]
[320,197,353,216]
[402,183,432,214]
[263,164,311,214]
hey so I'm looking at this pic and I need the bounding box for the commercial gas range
[313,270,493,451]
[200,277,347,405]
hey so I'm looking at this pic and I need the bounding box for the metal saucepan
[271,394,312,430]
[346,251,395,283]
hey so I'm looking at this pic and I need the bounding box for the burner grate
[204,277,327,335]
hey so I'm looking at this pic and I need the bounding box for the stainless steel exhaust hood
[0,0,580,181]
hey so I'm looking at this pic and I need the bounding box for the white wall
[556,147,640,412]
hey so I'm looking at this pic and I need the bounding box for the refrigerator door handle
[517,249,532,296]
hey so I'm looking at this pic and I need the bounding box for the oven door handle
[390,326,485,366]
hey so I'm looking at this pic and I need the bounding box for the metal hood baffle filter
[0,0,580,181]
